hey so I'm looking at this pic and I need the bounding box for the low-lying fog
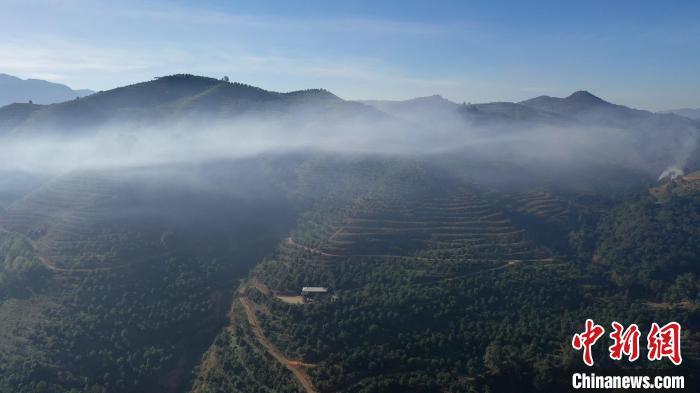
[0,106,697,185]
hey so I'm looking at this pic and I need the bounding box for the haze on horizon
[1,0,699,111]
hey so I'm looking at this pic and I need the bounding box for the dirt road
[239,298,318,393]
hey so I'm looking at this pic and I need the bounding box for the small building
[302,287,328,294]
[301,287,329,302]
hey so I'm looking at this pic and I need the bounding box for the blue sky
[1,0,699,110]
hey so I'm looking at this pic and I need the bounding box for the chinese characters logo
[571,319,682,366]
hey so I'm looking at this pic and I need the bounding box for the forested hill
[2,74,697,144]
[0,74,385,135]
[192,164,700,393]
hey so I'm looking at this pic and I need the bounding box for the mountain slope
[0,74,93,107]
[0,158,309,393]
[0,103,45,134]
[1,74,386,135]
[193,160,700,393]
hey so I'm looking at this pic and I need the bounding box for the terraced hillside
[504,191,571,224]
[0,171,164,271]
[195,170,700,393]
[289,186,549,262]
[195,176,580,393]
[1,154,698,393]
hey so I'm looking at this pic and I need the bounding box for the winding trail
[239,297,318,393]
[326,223,348,242]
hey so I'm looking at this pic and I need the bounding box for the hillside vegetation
[193,164,700,393]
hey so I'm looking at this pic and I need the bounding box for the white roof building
[302,287,329,294]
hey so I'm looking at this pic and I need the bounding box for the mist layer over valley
[1,74,698,180]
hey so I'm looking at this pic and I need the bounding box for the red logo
[647,322,682,365]
[572,319,606,366]
[572,320,682,366]
[608,322,640,362]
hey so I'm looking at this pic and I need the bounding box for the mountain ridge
[0,74,382,135]
[0,75,698,141]
[0,73,93,107]
[519,90,700,130]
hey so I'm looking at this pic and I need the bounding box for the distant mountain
[362,94,567,127]
[464,101,569,124]
[519,90,699,131]
[0,76,697,176]
[661,108,700,120]
[520,90,606,113]
[364,91,699,175]
[361,95,462,126]
[519,90,700,174]
[519,90,644,126]
[366,90,698,132]
[0,73,93,107]
[0,74,386,135]
[362,95,459,113]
